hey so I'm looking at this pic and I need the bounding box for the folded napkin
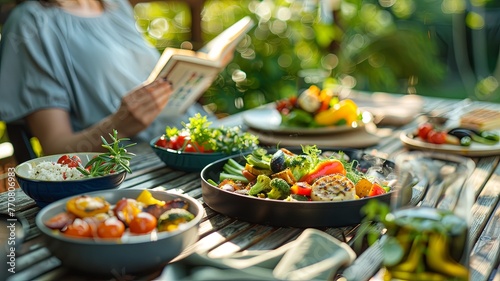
[351,92,424,126]
[247,123,381,148]
[158,228,356,281]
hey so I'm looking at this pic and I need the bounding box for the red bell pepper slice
[290,182,312,197]
[299,159,346,184]
[368,183,386,197]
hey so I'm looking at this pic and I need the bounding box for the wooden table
[1,95,500,281]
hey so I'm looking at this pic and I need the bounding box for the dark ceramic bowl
[35,189,204,275]
[15,153,127,207]
[201,148,409,228]
[150,136,251,172]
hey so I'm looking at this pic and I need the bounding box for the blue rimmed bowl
[15,153,127,207]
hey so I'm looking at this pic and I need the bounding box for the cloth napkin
[350,92,424,126]
[158,228,357,281]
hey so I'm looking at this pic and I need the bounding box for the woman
[0,0,187,154]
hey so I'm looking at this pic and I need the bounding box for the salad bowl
[150,136,253,172]
[150,113,260,172]
[15,153,127,207]
[201,148,411,228]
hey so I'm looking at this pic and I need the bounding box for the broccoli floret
[285,154,313,181]
[248,174,272,196]
[267,178,291,200]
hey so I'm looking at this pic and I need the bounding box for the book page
[198,16,254,60]
[148,17,255,117]
[159,60,219,117]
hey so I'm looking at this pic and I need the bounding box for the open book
[146,16,255,117]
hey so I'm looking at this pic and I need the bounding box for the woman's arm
[26,79,172,154]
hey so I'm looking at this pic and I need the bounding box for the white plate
[242,108,365,135]
[400,129,500,157]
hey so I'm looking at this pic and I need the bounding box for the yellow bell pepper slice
[66,195,110,218]
[136,190,166,206]
[314,99,359,126]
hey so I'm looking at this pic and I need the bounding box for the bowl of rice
[15,153,127,207]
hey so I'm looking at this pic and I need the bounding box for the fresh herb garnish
[78,130,136,177]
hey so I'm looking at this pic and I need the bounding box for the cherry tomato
[57,155,82,168]
[63,218,93,238]
[155,135,168,148]
[417,123,434,140]
[97,217,125,238]
[427,130,447,144]
[44,212,75,230]
[290,182,312,197]
[129,212,158,234]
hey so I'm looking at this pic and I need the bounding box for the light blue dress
[0,0,202,142]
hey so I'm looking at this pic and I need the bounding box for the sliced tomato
[57,154,82,168]
[57,155,70,165]
[155,135,168,148]
[183,143,197,152]
[166,135,187,150]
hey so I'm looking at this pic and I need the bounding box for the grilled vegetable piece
[220,158,251,183]
[245,148,272,170]
[136,190,165,206]
[66,196,110,218]
[114,198,142,225]
[290,182,312,197]
[297,87,322,113]
[217,178,248,192]
[284,154,313,182]
[245,163,273,176]
[355,178,373,198]
[143,198,189,219]
[271,168,296,185]
[310,174,356,201]
[44,212,76,230]
[248,174,272,196]
[270,149,287,173]
[267,178,291,200]
[157,208,195,232]
[447,128,499,145]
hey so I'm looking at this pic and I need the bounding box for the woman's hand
[112,79,173,137]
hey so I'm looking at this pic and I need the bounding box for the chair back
[6,122,37,163]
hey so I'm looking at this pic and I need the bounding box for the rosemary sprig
[77,130,136,177]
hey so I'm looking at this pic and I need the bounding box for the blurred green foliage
[134,0,499,115]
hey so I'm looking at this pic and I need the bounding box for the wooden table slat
[470,199,500,281]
